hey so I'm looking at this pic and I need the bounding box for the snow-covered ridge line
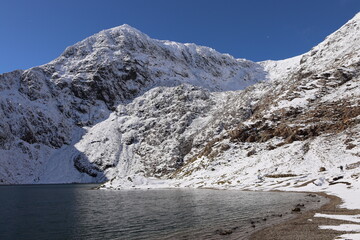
[50,23,267,92]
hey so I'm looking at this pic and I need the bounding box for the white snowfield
[1,11,360,239]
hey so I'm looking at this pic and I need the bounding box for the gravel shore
[250,192,360,240]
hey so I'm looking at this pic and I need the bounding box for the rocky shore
[250,192,360,240]
[209,192,328,240]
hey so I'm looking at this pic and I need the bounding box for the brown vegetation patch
[228,100,360,147]
[293,179,316,188]
[328,181,351,186]
[319,167,326,172]
[220,143,231,151]
[346,161,360,170]
[265,174,298,178]
[346,143,356,149]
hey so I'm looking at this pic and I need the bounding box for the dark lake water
[0,184,321,240]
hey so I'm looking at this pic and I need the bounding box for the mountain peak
[103,24,149,39]
[111,24,141,32]
[51,22,264,93]
[56,23,152,63]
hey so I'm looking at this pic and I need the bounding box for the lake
[0,184,324,239]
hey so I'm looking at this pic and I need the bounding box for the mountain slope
[101,13,360,211]
[0,24,265,184]
[140,13,360,209]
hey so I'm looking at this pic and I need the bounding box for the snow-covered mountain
[0,24,264,184]
[0,12,359,198]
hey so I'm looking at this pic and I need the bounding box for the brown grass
[265,174,298,178]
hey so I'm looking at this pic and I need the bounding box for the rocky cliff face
[0,14,359,186]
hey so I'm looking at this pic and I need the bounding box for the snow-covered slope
[161,13,360,188]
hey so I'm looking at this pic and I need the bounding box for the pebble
[292,207,301,212]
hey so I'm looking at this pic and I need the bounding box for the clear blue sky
[1,0,359,74]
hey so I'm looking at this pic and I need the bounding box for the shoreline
[250,191,360,240]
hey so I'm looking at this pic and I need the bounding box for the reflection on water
[0,184,309,240]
